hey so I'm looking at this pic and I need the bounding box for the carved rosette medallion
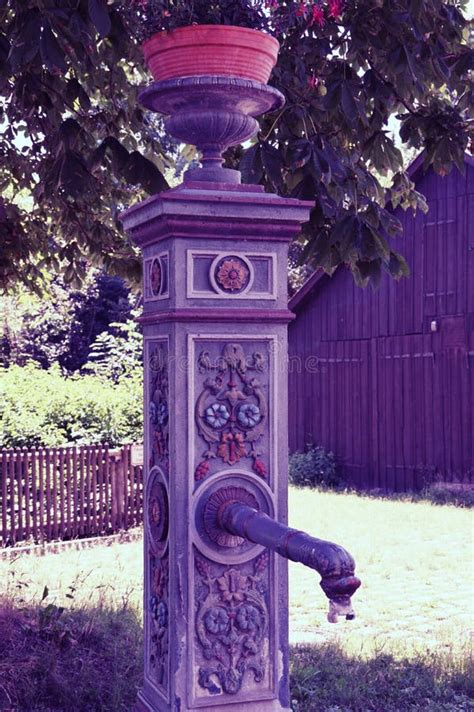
[195,343,269,481]
[147,468,169,557]
[203,486,259,548]
[194,551,270,698]
[214,256,251,294]
[146,341,170,696]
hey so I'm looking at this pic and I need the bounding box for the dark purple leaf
[261,141,283,190]
[88,0,111,38]
[240,144,263,184]
[40,22,67,74]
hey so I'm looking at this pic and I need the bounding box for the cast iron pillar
[122,77,313,711]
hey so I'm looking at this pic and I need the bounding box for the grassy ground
[290,642,473,711]
[287,488,473,656]
[0,488,472,711]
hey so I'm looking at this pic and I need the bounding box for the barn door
[303,339,373,488]
[375,319,473,491]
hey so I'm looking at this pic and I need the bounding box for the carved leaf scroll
[195,343,268,479]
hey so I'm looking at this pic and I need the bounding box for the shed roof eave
[288,150,474,311]
[289,269,330,313]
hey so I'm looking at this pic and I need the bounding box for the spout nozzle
[321,575,361,624]
[327,595,356,623]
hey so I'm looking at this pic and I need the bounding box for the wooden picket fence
[0,444,143,547]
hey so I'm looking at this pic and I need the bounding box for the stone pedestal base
[134,689,291,712]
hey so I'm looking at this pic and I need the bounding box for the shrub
[0,364,143,448]
[289,445,341,489]
[83,318,143,383]
[421,484,474,508]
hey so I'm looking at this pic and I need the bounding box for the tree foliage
[0,0,471,291]
[0,0,170,292]
[0,271,136,371]
[83,315,143,382]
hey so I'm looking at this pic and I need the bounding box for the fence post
[109,449,125,532]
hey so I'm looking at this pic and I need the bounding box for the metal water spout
[221,499,360,622]
[202,485,360,624]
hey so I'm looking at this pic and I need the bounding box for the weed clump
[0,594,143,712]
[290,642,474,712]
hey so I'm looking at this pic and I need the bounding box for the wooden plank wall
[0,444,144,547]
[288,162,474,491]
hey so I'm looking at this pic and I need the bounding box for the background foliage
[0,363,142,447]
[0,270,138,372]
[289,444,342,488]
[0,0,472,292]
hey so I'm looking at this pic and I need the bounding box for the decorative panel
[191,548,274,706]
[191,339,276,486]
[187,250,277,300]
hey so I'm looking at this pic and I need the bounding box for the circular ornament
[205,403,230,429]
[150,258,162,296]
[237,402,261,428]
[147,467,169,556]
[214,255,251,294]
[204,606,230,635]
[203,486,259,548]
[193,471,274,565]
[236,603,261,632]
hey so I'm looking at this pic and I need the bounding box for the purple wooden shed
[288,154,474,492]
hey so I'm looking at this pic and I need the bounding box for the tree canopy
[0,0,472,292]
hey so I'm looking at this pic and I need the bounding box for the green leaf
[379,209,402,237]
[386,251,410,279]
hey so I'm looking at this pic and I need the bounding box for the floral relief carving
[150,257,162,296]
[147,469,168,557]
[195,343,268,480]
[149,554,169,691]
[149,343,169,468]
[195,552,269,696]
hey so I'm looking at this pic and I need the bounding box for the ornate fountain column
[122,77,313,712]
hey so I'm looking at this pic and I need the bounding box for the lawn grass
[287,488,473,659]
[0,488,472,711]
